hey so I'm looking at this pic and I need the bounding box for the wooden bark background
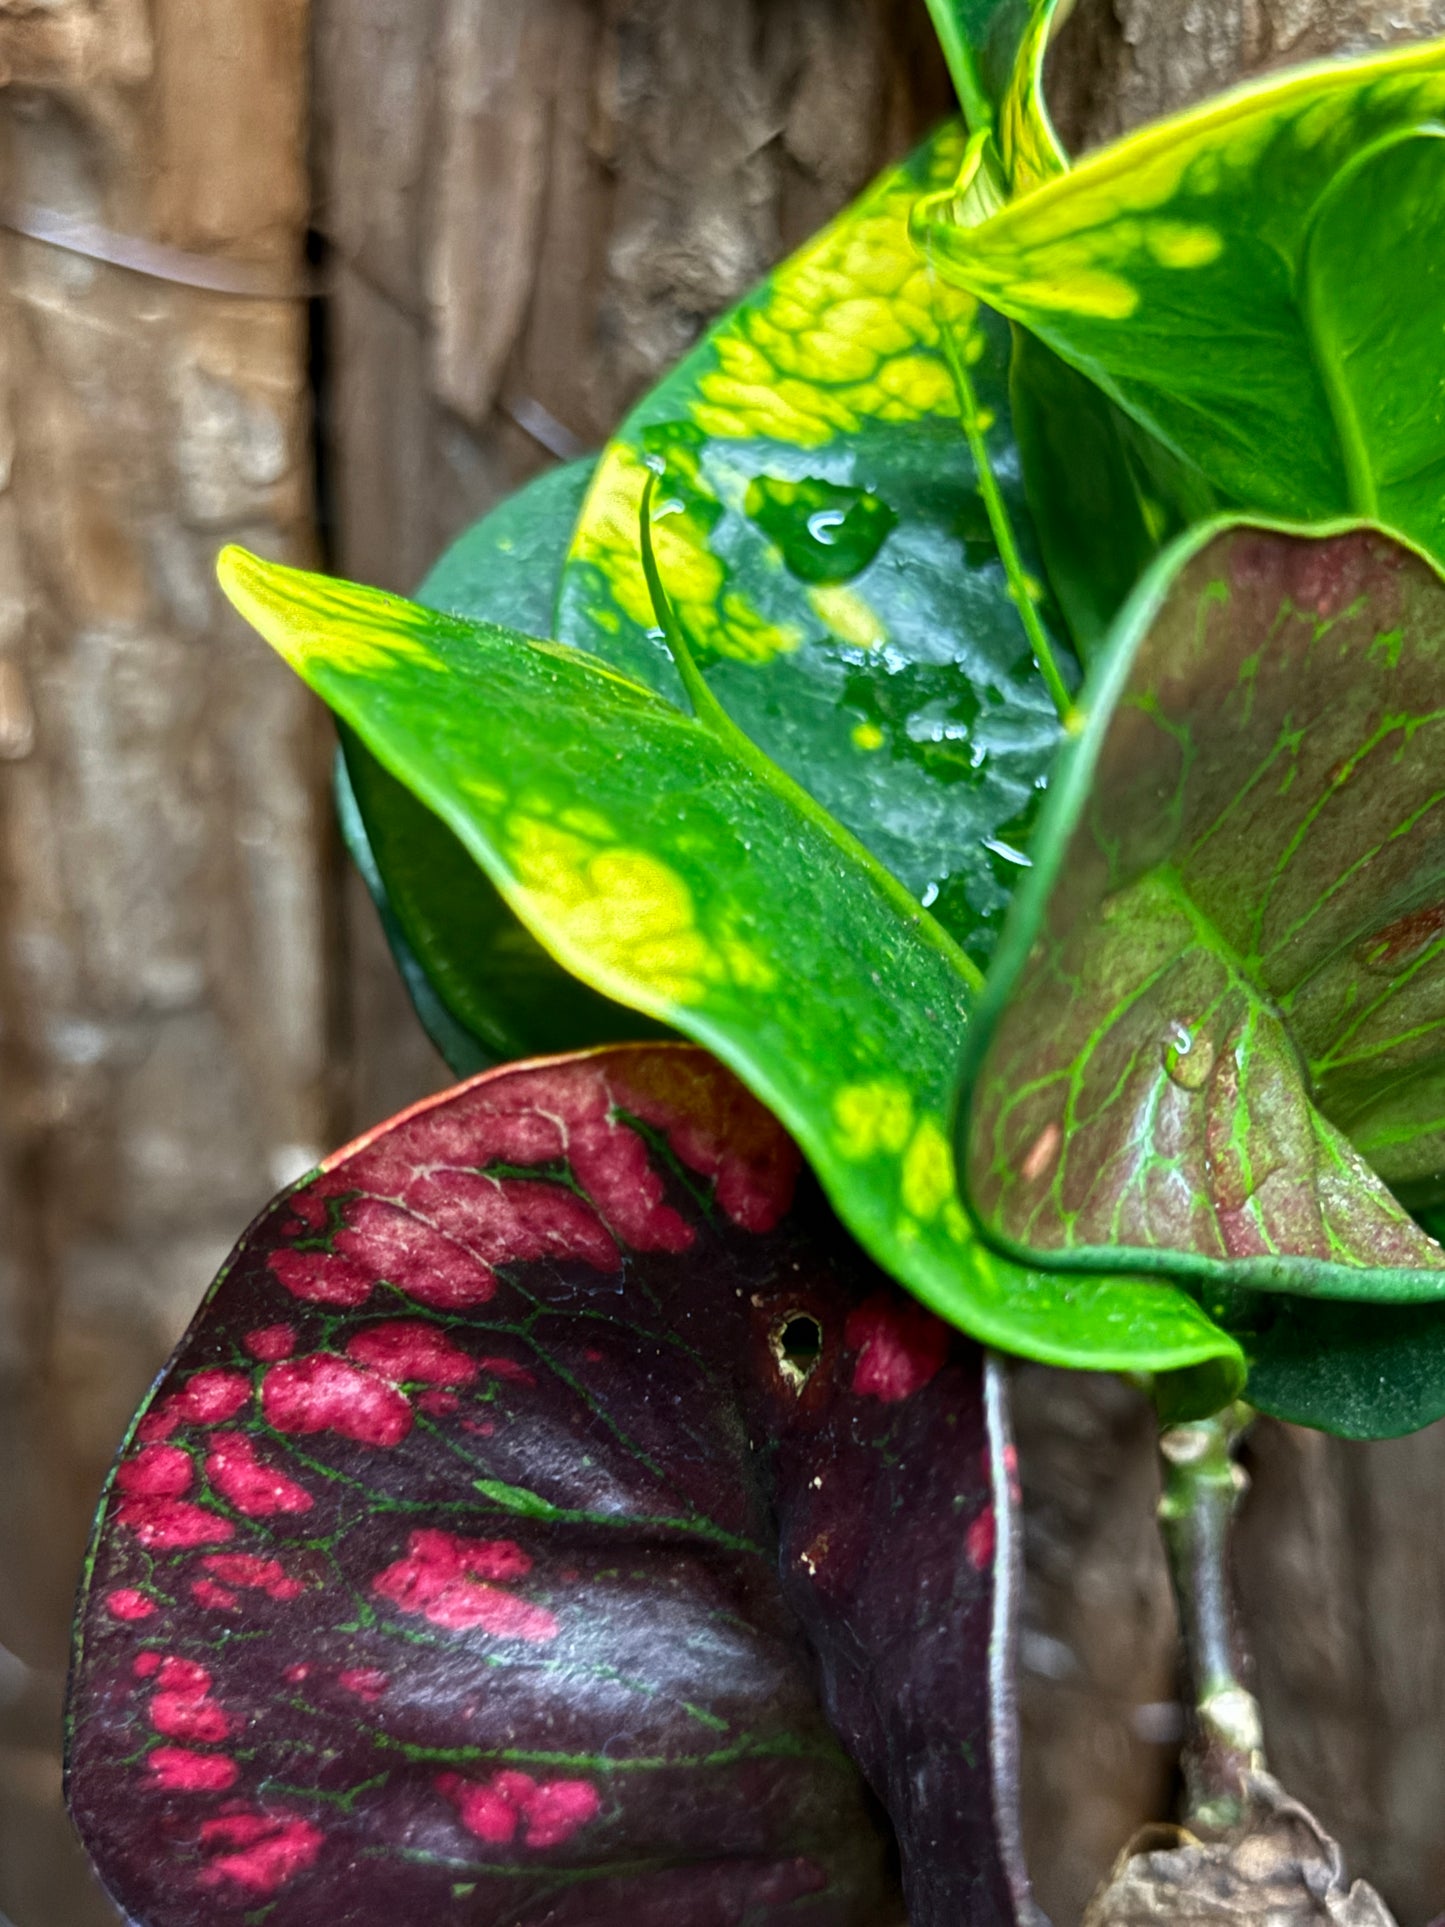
[3,3,1445,1924]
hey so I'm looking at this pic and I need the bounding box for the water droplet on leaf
[1163,1022,1215,1091]
[745,475,898,584]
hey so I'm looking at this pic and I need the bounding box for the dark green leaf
[334,745,493,1075]
[217,543,1242,1384]
[1238,1292,1445,1438]
[957,522,1445,1301]
[1008,328,1212,660]
[66,1044,1029,1925]
[339,459,666,1069]
[421,457,593,633]
[554,123,1072,967]
[920,43,1445,570]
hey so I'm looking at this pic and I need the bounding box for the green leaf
[339,460,667,1069]
[1237,1293,1445,1438]
[957,519,1445,1303]
[1007,327,1213,660]
[341,730,669,1068]
[919,41,1445,569]
[334,745,492,1076]
[554,122,1072,967]
[924,0,1069,186]
[218,543,1243,1390]
[422,457,594,632]
[994,0,1069,193]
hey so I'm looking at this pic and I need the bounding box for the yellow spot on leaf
[575,449,800,666]
[691,130,975,444]
[464,774,507,811]
[901,1118,955,1221]
[505,810,774,1008]
[1010,269,1139,320]
[1146,222,1222,268]
[833,1080,914,1159]
[809,584,886,650]
[507,815,711,1004]
[851,721,885,751]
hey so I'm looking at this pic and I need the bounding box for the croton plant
[66,5,1445,1922]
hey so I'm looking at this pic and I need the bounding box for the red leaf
[68,1045,1026,1927]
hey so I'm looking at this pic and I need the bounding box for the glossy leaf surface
[69,1045,1027,1926]
[958,522,1445,1302]
[339,460,666,1071]
[423,459,594,632]
[920,42,1445,568]
[219,544,1242,1384]
[924,0,1068,185]
[554,123,1070,967]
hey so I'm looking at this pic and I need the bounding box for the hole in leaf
[771,1312,824,1392]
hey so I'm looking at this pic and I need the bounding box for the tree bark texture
[0,3,322,1921]
[4,4,1445,1925]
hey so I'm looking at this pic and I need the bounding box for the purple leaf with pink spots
[67,1045,1027,1927]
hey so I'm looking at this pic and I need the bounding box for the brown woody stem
[1157,1404,1263,1837]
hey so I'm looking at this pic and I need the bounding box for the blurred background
[5,2,1445,1922]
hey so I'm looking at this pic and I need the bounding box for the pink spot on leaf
[337,1668,388,1704]
[190,1580,240,1611]
[439,1772,515,1843]
[116,1444,194,1498]
[197,1811,324,1894]
[372,1529,557,1641]
[133,1652,164,1679]
[604,1053,800,1232]
[117,1498,235,1551]
[205,1432,314,1516]
[158,1658,210,1693]
[845,1293,948,1402]
[148,1747,239,1793]
[150,1660,234,1744]
[139,1371,253,1441]
[172,1371,253,1425]
[345,1320,479,1387]
[244,1324,297,1362]
[478,1356,536,1387]
[525,1778,604,1848]
[262,1355,412,1448]
[268,1247,377,1307]
[438,1769,600,1849]
[106,1588,156,1622]
[202,1553,306,1601]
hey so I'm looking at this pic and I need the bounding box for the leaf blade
[919,40,1445,564]
[957,520,1445,1302]
[219,543,1242,1382]
[340,458,671,1069]
[555,123,1072,966]
[68,1045,1026,1925]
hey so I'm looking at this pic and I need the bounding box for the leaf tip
[216,543,308,671]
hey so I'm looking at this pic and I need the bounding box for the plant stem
[1156,1404,1263,1837]
[930,276,1075,726]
